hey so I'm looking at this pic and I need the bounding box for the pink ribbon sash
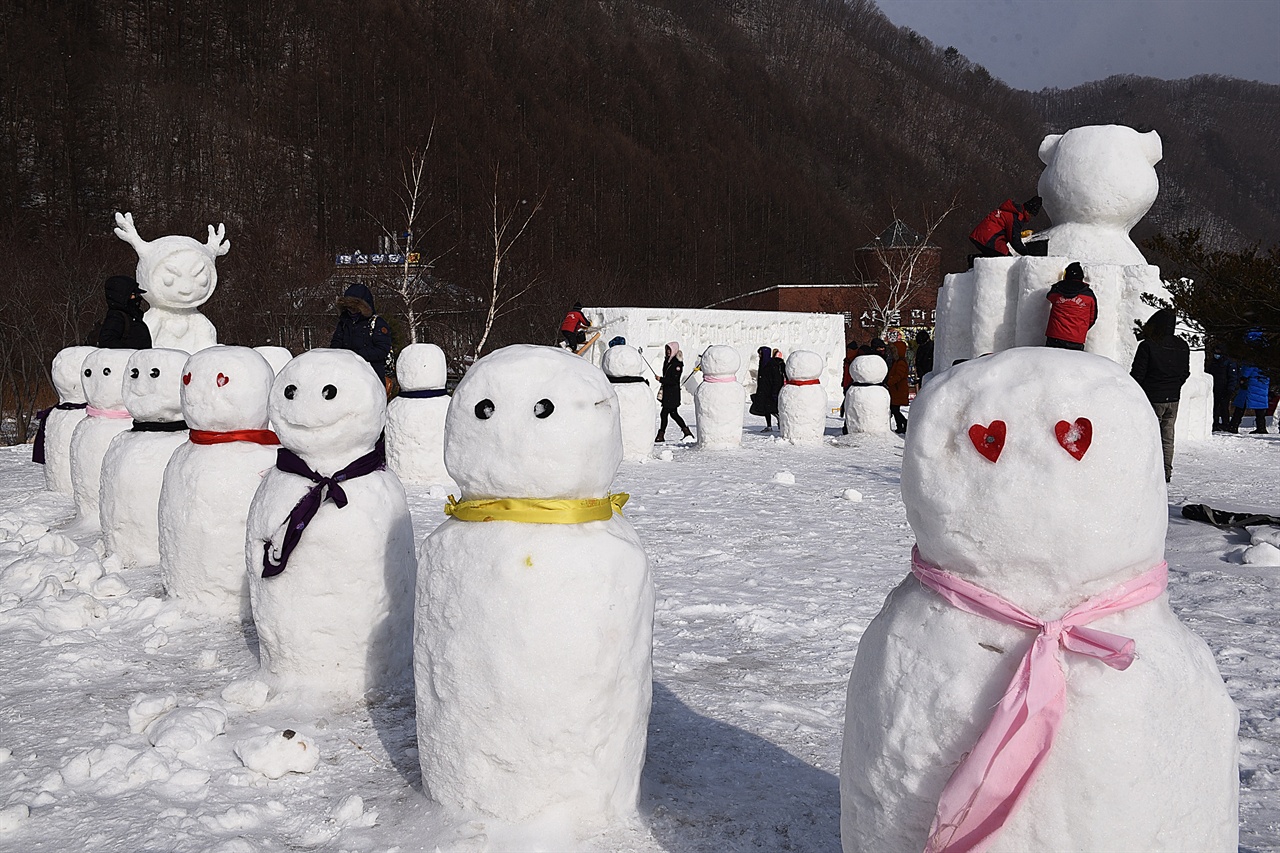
[910,546,1168,853]
[86,406,131,419]
[702,375,736,383]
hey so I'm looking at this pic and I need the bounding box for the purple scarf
[31,402,88,464]
[260,442,386,578]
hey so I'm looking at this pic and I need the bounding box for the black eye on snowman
[84,369,92,377]
[284,384,297,400]
[150,368,160,378]
[534,398,555,419]
[322,384,337,400]
[130,368,139,378]
[103,367,112,376]
[474,399,495,420]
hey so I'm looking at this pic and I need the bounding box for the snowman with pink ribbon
[840,347,1238,852]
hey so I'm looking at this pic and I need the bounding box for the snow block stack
[778,350,827,445]
[385,343,451,486]
[69,349,136,532]
[602,345,658,462]
[839,347,1238,852]
[843,356,890,435]
[695,345,745,450]
[41,346,95,495]
[416,345,654,838]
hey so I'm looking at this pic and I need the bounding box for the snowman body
[777,350,827,445]
[42,346,95,495]
[416,345,654,834]
[843,356,890,435]
[385,343,451,486]
[602,345,657,462]
[69,349,135,532]
[245,349,415,699]
[160,347,278,620]
[100,348,190,567]
[839,348,1238,852]
[694,345,744,449]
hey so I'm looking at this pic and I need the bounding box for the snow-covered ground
[0,412,1276,852]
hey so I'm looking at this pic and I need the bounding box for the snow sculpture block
[113,211,228,352]
[245,349,415,700]
[69,349,135,532]
[43,346,95,495]
[101,348,189,567]
[385,343,451,486]
[1036,125,1161,266]
[840,348,1238,853]
[843,355,890,435]
[778,350,827,445]
[695,345,744,450]
[417,345,653,838]
[160,347,277,621]
[602,345,658,462]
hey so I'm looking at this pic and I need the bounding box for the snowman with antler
[113,211,229,353]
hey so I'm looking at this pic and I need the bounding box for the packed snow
[0,390,1277,851]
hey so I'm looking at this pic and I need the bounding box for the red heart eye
[182,372,191,385]
[968,421,1006,463]
[1055,418,1092,460]
[216,373,229,387]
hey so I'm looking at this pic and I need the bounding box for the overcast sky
[873,0,1280,91]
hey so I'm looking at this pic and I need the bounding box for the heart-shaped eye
[182,372,191,385]
[968,420,1006,463]
[216,373,229,387]
[1055,418,1092,460]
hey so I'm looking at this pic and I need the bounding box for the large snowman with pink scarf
[840,347,1238,852]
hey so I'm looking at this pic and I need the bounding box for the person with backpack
[330,282,393,385]
[1130,308,1190,482]
[97,275,152,349]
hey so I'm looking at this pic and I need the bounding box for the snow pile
[385,343,453,486]
[778,350,828,446]
[233,727,320,779]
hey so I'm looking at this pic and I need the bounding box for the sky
[873,0,1280,92]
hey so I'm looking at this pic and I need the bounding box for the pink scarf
[702,375,736,383]
[910,546,1168,853]
[86,406,131,419]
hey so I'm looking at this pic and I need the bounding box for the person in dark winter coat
[330,282,393,381]
[97,275,153,349]
[1045,262,1098,350]
[751,346,785,432]
[969,196,1042,258]
[1206,346,1240,432]
[1130,308,1190,482]
[655,341,693,442]
[1229,364,1271,434]
[914,329,934,380]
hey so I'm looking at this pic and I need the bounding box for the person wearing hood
[969,196,1042,258]
[885,340,911,434]
[1130,308,1190,482]
[330,282,393,382]
[97,275,152,349]
[655,341,693,442]
[1044,262,1097,350]
[750,345,785,432]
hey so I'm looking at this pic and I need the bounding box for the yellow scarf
[444,493,629,524]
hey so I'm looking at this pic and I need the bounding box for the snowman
[416,344,654,836]
[253,346,294,374]
[36,346,95,495]
[694,345,744,450]
[384,343,452,486]
[777,349,827,445]
[601,344,657,462]
[100,348,191,567]
[843,355,890,435]
[160,346,279,621]
[68,349,135,532]
[113,211,229,352]
[245,349,415,700]
[840,348,1238,853]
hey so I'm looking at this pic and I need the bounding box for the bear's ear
[1139,129,1162,166]
[1038,133,1062,166]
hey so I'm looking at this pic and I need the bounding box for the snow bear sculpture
[839,347,1238,853]
[113,211,228,352]
[1035,124,1162,266]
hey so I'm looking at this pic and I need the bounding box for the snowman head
[396,343,447,391]
[701,345,740,378]
[785,350,824,382]
[849,355,888,385]
[113,211,229,310]
[123,348,189,422]
[269,349,386,467]
[253,346,294,375]
[52,346,96,404]
[181,346,274,431]
[445,345,621,500]
[901,348,1165,612]
[1038,125,1162,234]
[601,345,647,379]
[81,349,135,410]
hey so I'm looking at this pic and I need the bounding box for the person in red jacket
[559,302,591,350]
[1044,262,1098,350]
[969,196,1042,258]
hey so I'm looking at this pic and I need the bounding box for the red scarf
[189,428,280,446]
[786,378,821,386]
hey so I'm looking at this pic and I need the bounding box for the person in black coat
[655,341,693,442]
[97,275,152,349]
[751,345,785,432]
[914,329,934,380]
[1206,345,1240,432]
[330,282,393,381]
[1130,308,1190,482]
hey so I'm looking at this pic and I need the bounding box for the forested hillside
[2,0,1276,433]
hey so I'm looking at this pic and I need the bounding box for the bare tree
[472,166,546,359]
[858,199,958,335]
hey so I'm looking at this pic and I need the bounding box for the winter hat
[1023,196,1043,216]
[666,341,682,359]
[1064,262,1085,281]
[758,346,772,359]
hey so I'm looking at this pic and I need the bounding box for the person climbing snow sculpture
[969,195,1042,259]
[559,302,593,352]
[1044,262,1098,350]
